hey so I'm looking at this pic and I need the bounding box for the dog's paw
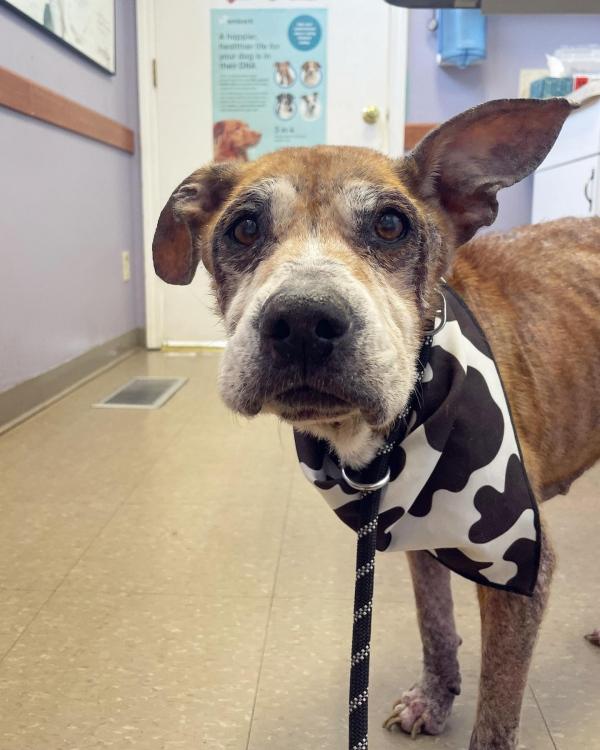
[585,629,600,647]
[382,681,457,739]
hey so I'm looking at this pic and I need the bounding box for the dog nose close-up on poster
[0,1,599,749]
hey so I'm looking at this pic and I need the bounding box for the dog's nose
[260,294,351,367]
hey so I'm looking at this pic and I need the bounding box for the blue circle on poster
[288,15,322,52]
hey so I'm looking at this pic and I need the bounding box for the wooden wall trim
[404,122,438,151]
[0,66,135,154]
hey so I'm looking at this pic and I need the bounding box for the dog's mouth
[271,385,354,422]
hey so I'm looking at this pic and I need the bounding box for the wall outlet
[121,251,131,282]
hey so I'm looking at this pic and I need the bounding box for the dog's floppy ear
[153,162,242,285]
[400,98,574,245]
[213,121,226,141]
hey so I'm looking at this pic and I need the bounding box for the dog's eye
[374,210,409,242]
[231,216,260,247]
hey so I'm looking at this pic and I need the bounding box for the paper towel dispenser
[384,0,600,12]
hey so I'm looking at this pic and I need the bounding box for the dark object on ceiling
[384,0,600,12]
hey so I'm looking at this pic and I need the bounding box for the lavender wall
[406,11,600,231]
[0,0,143,393]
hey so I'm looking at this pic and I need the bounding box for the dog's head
[213,120,261,157]
[154,99,572,465]
[302,61,320,75]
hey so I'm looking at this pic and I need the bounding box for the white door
[142,0,408,347]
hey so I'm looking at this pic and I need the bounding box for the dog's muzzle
[253,290,366,421]
[259,291,353,369]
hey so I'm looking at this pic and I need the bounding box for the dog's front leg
[469,532,555,750]
[383,550,461,737]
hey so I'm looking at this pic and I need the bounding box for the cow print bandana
[294,285,541,596]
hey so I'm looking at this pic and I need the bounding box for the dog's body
[213,120,261,162]
[153,99,599,749]
[451,218,600,501]
[381,217,600,743]
[275,61,295,87]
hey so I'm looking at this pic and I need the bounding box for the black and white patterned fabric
[294,286,541,596]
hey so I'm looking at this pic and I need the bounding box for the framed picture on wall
[1,0,116,74]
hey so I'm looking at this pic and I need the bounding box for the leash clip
[341,467,391,493]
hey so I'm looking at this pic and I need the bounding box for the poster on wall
[211,2,327,161]
[2,0,116,73]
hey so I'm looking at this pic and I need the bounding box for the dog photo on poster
[211,2,327,161]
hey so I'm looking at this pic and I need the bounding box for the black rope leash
[344,329,435,750]
[346,457,388,750]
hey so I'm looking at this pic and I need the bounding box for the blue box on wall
[437,9,487,69]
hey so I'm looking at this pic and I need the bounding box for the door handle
[362,105,380,125]
[584,168,595,213]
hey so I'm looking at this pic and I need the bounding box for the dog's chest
[294,287,540,596]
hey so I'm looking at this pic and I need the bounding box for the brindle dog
[152,98,600,749]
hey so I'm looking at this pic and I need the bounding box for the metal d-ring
[341,466,391,493]
[424,286,447,337]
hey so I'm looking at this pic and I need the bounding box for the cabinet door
[532,155,598,224]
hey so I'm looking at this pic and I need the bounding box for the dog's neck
[299,416,384,469]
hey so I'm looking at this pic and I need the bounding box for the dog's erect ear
[152,162,242,285]
[400,98,574,245]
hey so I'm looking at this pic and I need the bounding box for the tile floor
[0,349,598,749]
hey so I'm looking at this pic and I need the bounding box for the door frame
[137,1,409,349]
[136,0,162,349]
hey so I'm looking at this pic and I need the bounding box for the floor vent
[94,377,187,410]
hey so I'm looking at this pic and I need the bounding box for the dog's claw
[383,681,455,738]
[382,704,402,731]
[584,629,600,647]
[383,694,429,738]
[411,717,425,740]
[382,715,396,731]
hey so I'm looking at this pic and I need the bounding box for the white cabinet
[532,154,598,223]
[532,98,600,224]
